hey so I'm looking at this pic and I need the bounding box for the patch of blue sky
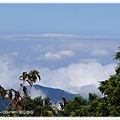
[0,4,120,36]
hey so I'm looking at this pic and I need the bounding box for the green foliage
[113,46,120,61]
[19,70,41,88]
[97,46,120,116]
[44,97,51,107]
[60,95,87,116]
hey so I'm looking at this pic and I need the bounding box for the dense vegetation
[0,47,120,116]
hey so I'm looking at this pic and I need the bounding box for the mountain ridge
[0,84,77,112]
[30,85,77,103]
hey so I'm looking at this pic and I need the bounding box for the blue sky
[0,4,120,99]
[0,4,120,36]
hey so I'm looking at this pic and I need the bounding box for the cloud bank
[43,50,75,60]
[0,34,120,41]
[91,49,109,56]
[28,86,47,99]
[0,54,117,99]
[38,59,116,98]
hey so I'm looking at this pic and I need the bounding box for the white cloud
[32,44,54,52]
[28,86,47,99]
[38,60,116,98]
[0,55,46,99]
[58,50,75,56]
[43,50,75,60]
[8,52,19,57]
[60,40,119,54]
[0,55,21,90]
[0,34,79,40]
[91,49,109,56]
[44,52,61,60]
[1,34,120,41]
[61,42,84,51]
[0,54,117,99]
[79,84,101,98]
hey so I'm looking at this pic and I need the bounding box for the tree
[0,70,41,116]
[98,46,120,116]
[59,95,87,116]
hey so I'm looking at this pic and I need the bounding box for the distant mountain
[0,97,9,113]
[0,85,77,112]
[32,85,77,103]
